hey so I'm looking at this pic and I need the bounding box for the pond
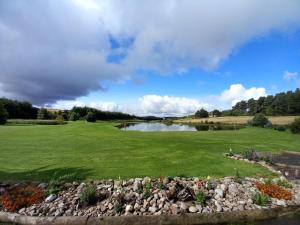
[118,122,244,132]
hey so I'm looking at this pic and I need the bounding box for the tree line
[0,98,136,124]
[230,88,300,116]
[195,88,300,118]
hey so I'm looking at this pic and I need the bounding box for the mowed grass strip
[175,116,299,125]
[0,121,299,181]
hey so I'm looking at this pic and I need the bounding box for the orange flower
[256,182,292,200]
[1,184,45,212]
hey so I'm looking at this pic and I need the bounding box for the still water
[119,122,243,132]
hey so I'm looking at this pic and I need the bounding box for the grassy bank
[0,121,299,181]
[175,116,299,125]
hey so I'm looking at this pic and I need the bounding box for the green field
[0,121,300,181]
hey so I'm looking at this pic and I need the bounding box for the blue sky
[1,0,300,116]
[66,29,300,114]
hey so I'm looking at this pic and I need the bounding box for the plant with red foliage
[256,182,292,200]
[0,184,45,212]
[196,179,205,188]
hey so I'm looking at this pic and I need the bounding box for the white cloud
[283,71,298,81]
[52,100,120,112]
[219,84,267,106]
[135,95,211,117]
[52,84,267,116]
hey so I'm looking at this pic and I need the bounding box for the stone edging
[0,206,299,225]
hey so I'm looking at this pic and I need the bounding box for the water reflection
[119,122,243,132]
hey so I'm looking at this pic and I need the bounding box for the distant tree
[195,108,209,118]
[0,103,8,125]
[250,113,269,127]
[212,109,222,117]
[86,111,96,122]
[247,98,258,115]
[290,117,300,134]
[221,110,233,116]
[69,112,80,121]
[37,108,50,120]
[0,98,38,119]
[55,113,65,124]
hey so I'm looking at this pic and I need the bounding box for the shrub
[242,149,259,161]
[0,102,8,125]
[80,186,97,205]
[234,169,243,184]
[276,180,292,189]
[86,111,96,122]
[274,125,286,132]
[256,183,292,200]
[290,117,300,134]
[195,191,206,205]
[195,108,209,118]
[1,184,45,212]
[143,183,152,198]
[46,172,77,195]
[252,192,269,206]
[264,121,273,129]
[249,114,269,127]
[69,112,80,121]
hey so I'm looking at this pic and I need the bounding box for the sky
[0,0,300,116]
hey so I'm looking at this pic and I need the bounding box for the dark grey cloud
[0,0,125,104]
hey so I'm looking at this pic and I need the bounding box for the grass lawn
[0,121,299,181]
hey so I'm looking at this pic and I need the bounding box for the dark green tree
[212,109,222,117]
[0,102,8,125]
[37,108,50,120]
[86,111,97,122]
[69,112,80,121]
[250,113,269,127]
[195,108,209,118]
[290,117,300,134]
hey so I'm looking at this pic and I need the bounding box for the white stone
[148,206,157,213]
[45,194,56,203]
[189,206,198,213]
[134,203,141,211]
[125,204,133,213]
[215,189,224,198]
[276,199,286,206]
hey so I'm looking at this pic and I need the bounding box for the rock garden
[0,173,299,218]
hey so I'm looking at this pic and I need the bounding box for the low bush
[252,192,269,206]
[46,172,77,195]
[80,186,97,205]
[290,117,300,134]
[86,111,96,122]
[274,125,286,132]
[195,191,206,205]
[234,169,243,184]
[276,180,292,189]
[256,183,292,200]
[143,183,152,198]
[249,114,269,127]
[7,119,66,125]
[242,149,259,161]
[1,184,45,212]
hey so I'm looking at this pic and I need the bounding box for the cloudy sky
[1,0,300,116]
